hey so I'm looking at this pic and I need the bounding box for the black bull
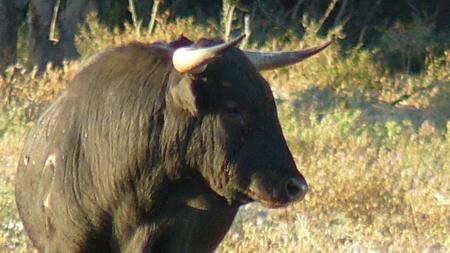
[15,36,329,252]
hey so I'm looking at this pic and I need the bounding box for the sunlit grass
[1,16,449,252]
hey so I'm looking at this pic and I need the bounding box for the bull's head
[165,35,330,208]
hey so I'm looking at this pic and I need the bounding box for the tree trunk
[0,0,18,70]
[148,0,161,36]
[222,1,236,41]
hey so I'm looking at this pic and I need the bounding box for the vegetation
[1,10,449,253]
[91,0,450,73]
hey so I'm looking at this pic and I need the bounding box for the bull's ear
[169,75,200,116]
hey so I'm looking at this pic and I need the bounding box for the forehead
[201,48,274,103]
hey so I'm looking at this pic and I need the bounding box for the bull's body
[16,43,236,252]
[16,37,321,252]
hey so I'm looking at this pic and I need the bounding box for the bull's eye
[224,102,245,126]
[226,111,244,124]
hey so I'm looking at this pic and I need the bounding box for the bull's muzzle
[285,177,308,202]
[247,173,308,208]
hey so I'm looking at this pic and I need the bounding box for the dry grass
[1,15,449,252]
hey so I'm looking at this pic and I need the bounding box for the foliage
[376,14,444,73]
[154,0,450,72]
[75,13,220,58]
[0,16,449,253]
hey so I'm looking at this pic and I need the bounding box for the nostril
[285,178,308,201]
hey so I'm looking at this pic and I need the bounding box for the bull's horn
[244,41,331,71]
[173,34,245,73]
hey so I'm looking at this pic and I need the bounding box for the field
[1,16,449,252]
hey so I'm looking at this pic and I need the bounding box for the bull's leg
[57,0,89,60]
[112,194,162,252]
[0,0,18,69]
[28,0,59,70]
[37,154,59,253]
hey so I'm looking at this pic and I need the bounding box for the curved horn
[244,41,332,71]
[173,34,245,73]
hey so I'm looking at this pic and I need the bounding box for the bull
[15,34,330,252]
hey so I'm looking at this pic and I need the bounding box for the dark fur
[16,38,306,252]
